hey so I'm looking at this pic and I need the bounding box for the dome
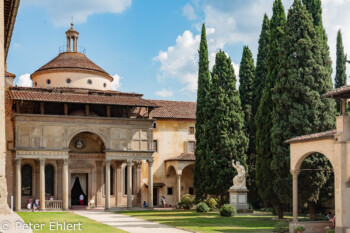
[31,52,112,81]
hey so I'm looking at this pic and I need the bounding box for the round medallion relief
[74,139,85,149]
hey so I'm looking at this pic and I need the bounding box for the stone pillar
[291,170,300,223]
[105,159,111,211]
[96,161,103,207]
[127,159,133,208]
[148,160,153,207]
[136,161,142,205]
[15,159,21,211]
[39,158,46,211]
[62,159,68,210]
[177,172,182,204]
[56,160,63,200]
[116,162,123,206]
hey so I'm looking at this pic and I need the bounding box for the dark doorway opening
[153,187,158,206]
[71,174,88,205]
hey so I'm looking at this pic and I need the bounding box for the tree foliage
[239,46,256,199]
[334,29,347,113]
[271,0,335,219]
[206,51,248,203]
[255,0,286,216]
[194,24,211,201]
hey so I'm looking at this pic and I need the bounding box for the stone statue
[231,159,247,190]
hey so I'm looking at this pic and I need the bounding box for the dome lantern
[66,23,79,52]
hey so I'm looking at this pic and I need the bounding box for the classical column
[291,170,300,223]
[96,161,103,207]
[148,160,153,207]
[56,160,63,200]
[136,161,142,205]
[105,159,111,211]
[62,159,68,210]
[39,158,46,211]
[127,159,133,208]
[15,159,21,211]
[177,172,182,204]
[116,163,123,206]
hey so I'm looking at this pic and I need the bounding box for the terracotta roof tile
[150,100,196,119]
[5,71,15,78]
[166,153,195,161]
[31,52,112,80]
[285,130,336,143]
[323,85,350,99]
[9,87,159,107]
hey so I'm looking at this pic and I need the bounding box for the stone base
[228,188,249,210]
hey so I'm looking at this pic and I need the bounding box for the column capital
[56,160,63,167]
[105,159,111,166]
[290,170,300,177]
[127,159,133,166]
[147,159,154,167]
[15,158,21,165]
[135,161,142,169]
[39,158,46,165]
[96,160,103,167]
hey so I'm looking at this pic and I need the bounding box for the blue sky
[8,0,350,101]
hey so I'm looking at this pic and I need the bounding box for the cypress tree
[335,29,347,112]
[253,14,270,118]
[238,46,256,200]
[206,51,248,204]
[194,23,211,201]
[255,0,286,216]
[270,0,336,219]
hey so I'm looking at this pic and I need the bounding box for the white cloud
[111,74,122,91]
[154,30,200,93]
[182,3,197,21]
[14,74,32,87]
[155,89,173,98]
[26,0,132,26]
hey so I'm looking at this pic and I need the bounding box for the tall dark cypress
[238,46,256,200]
[271,0,336,219]
[194,23,211,201]
[255,0,286,216]
[206,51,248,204]
[335,29,347,89]
[253,14,270,118]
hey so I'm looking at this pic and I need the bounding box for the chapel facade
[4,25,196,210]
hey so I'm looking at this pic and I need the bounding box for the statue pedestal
[228,188,250,211]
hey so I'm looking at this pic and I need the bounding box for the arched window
[104,166,114,195]
[45,165,54,196]
[21,164,32,196]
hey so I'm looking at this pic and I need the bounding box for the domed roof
[31,52,113,81]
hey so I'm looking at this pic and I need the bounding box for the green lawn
[117,210,279,233]
[17,212,126,233]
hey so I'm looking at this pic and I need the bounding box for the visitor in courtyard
[327,212,333,220]
[34,197,39,210]
[49,196,54,201]
[26,200,31,210]
[161,196,166,208]
[79,194,84,205]
[144,201,148,208]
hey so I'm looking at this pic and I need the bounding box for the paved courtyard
[75,210,190,233]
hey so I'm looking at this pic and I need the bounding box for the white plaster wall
[32,71,112,91]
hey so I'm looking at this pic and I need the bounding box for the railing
[59,45,86,54]
[45,200,63,209]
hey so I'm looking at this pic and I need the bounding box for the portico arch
[67,128,107,149]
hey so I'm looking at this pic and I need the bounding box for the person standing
[79,194,84,205]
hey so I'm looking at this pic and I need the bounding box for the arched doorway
[297,153,334,221]
[181,164,194,197]
[69,131,105,206]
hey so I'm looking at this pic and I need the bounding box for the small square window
[153,140,158,152]
[189,187,194,195]
[167,187,173,195]
[188,141,195,153]
[153,122,157,129]
[189,127,195,134]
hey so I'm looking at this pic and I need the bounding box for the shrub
[205,198,218,210]
[326,230,335,233]
[272,221,289,233]
[196,202,209,213]
[219,204,236,217]
[294,225,305,231]
[178,194,194,209]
